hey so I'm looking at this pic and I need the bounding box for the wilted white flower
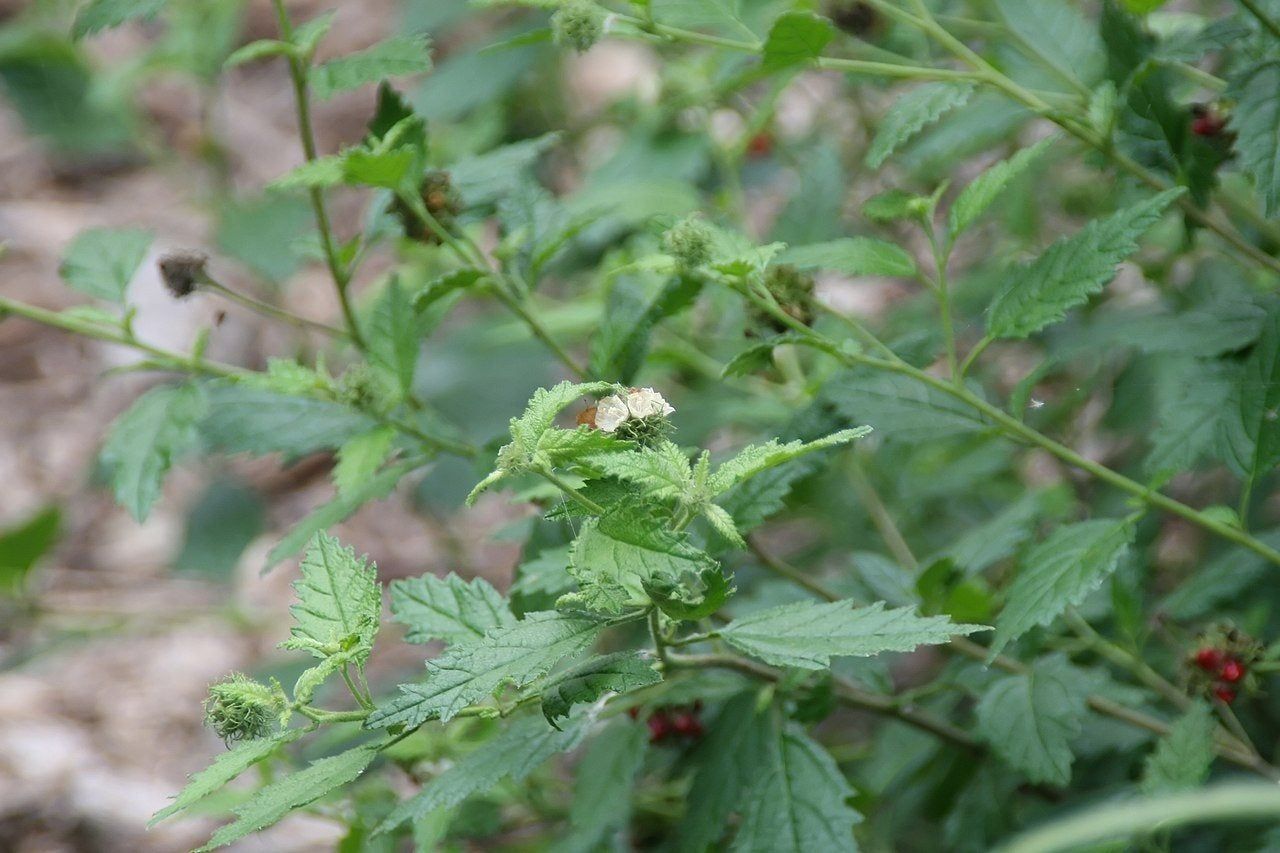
[625,387,675,419]
[595,394,629,432]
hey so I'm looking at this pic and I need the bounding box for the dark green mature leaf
[311,36,432,100]
[733,719,861,852]
[721,599,985,670]
[451,133,560,208]
[708,427,871,495]
[564,721,648,851]
[568,505,718,613]
[1230,62,1280,218]
[366,611,605,728]
[282,533,381,660]
[865,83,975,169]
[590,274,701,383]
[201,384,377,456]
[376,714,589,833]
[644,564,734,620]
[986,189,1183,339]
[73,0,167,38]
[761,12,834,72]
[366,278,419,398]
[0,506,60,594]
[389,572,515,645]
[150,730,305,826]
[949,138,1054,237]
[990,519,1134,658]
[774,237,916,277]
[1237,307,1280,481]
[1146,362,1233,475]
[1141,702,1215,794]
[995,0,1103,89]
[101,384,207,522]
[825,372,990,441]
[975,656,1091,785]
[59,227,152,302]
[540,651,661,725]
[199,745,379,850]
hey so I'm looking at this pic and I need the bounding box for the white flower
[594,394,629,432]
[625,387,675,419]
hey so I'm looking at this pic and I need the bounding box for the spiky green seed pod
[552,0,603,53]
[662,216,715,269]
[204,674,283,743]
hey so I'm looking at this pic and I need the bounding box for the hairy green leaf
[708,427,871,495]
[589,441,694,502]
[311,36,432,100]
[59,227,153,302]
[774,237,916,277]
[150,730,304,826]
[389,572,515,645]
[865,83,975,169]
[333,426,396,499]
[73,0,167,38]
[761,12,834,72]
[721,599,985,670]
[540,651,661,725]
[990,519,1133,658]
[201,384,377,456]
[366,277,419,397]
[1141,701,1215,794]
[1229,62,1280,218]
[825,372,991,441]
[283,533,381,661]
[975,656,1090,786]
[986,189,1183,339]
[949,138,1054,237]
[101,384,207,522]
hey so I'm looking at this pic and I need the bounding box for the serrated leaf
[825,371,990,441]
[865,83,975,169]
[775,237,916,277]
[265,459,417,571]
[366,611,605,728]
[644,563,734,621]
[590,273,701,384]
[284,533,381,661]
[72,0,167,38]
[389,573,515,645]
[1141,702,1215,794]
[716,461,813,533]
[1146,362,1233,475]
[589,441,694,502]
[568,505,718,614]
[376,714,588,833]
[268,156,346,191]
[224,39,294,67]
[761,12,834,72]
[1228,62,1280,217]
[200,384,377,456]
[311,35,433,100]
[863,188,924,223]
[509,380,617,454]
[989,519,1134,658]
[59,227,153,302]
[333,426,396,499]
[722,333,812,378]
[720,599,985,670]
[100,384,207,522]
[1237,306,1280,481]
[450,133,560,208]
[540,651,661,725]
[366,277,419,397]
[986,189,1183,339]
[150,730,304,826]
[198,744,379,850]
[949,138,1054,237]
[702,501,746,548]
[733,718,861,852]
[975,656,1090,786]
[995,0,1103,90]
[707,428,871,495]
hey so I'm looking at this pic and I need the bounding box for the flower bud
[662,216,715,269]
[552,0,603,53]
[204,674,283,743]
[158,252,208,299]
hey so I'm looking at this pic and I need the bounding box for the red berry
[1221,658,1245,683]
[1194,648,1224,671]
[1191,112,1227,137]
[627,706,640,719]
[672,710,704,738]
[647,712,671,743]
[746,132,773,157]
[1214,685,1237,704]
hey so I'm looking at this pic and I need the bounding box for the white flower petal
[595,395,629,432]
[626,388,673,419]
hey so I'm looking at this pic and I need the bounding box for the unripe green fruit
[552,0,603,53]
[662,216,715,268]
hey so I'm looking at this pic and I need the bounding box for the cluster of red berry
[1192,647,1247,704]
[630,702,705,743]
[1190,104,1229,138]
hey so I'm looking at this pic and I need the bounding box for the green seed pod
[552,0,603,53]
[613,413,675,449]
[662,216,715,269]
[204,674,283,743]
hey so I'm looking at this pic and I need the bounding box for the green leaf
[59,227,153,302]
[366,611,606,728]
[200,384,376,456]
[1146,361,1233,475]
[311,36,433,100]
[366,278,419,397]
[722,333,811,378]
[1228,62,1280,217]
[224,39,294,68]
[389,572,515,645]
[986,189,1183,339]
[450,133,560,208]
[72,0,167,38]
[644,564,734,621]
[333,426,396,499]
[100,384,208,522]
[590,274,701,384]
[376,714,589,833]
[1141,701,1216,794]
[701,501,746,548]
[589,441,694,502]
[733,718,861,852]
[1237,306,1280,481]
[865,83,975,169]
[283,533,381,661]
[540,651,661,725]
[708,428,871,495]
[825,371,991,441]
[150,730,305,826]
[199,744,379,850]
[995,0,1103,90]
[565,721,648,850]
[863,188,925,224]
[775,237,916,277]
[761,12,834,72]
[290,12,336,58]
[720,599,985,670]
[568,505,718,614]
[975,656,1091,786]
[0,506,60,594]
[265,459,417,571]
[989,519,1134,658]
[649,0,758,40]
[948,138,1054,237]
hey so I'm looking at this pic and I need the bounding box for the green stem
[341,664,375,711]
[746,537,841,601]
[649,608,671,668]
[271,0,366,351]
[538,467,606,515]
[200,278,348,339]
[925,229,958,380]
[957,334,993,379]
